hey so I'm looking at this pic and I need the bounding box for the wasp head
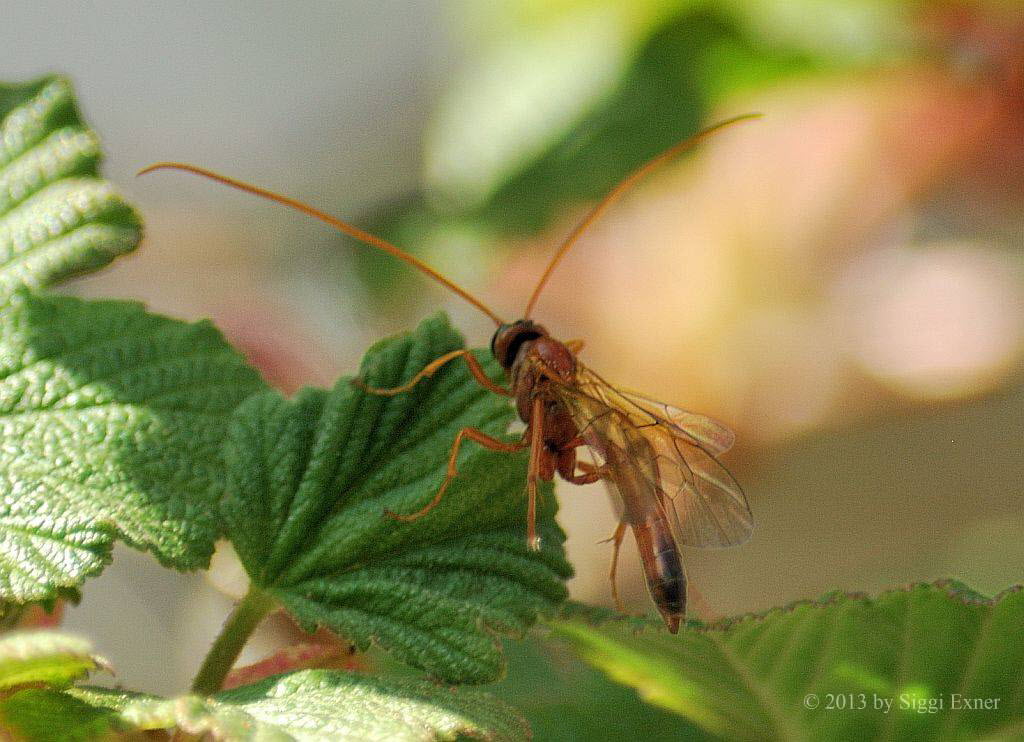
[490,320,547,370]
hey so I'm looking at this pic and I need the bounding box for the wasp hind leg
[606,521,629,614]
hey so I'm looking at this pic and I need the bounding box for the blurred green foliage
[333,0,899,304]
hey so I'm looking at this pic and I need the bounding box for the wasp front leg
[356,349,512,397]
[386,426,527,521]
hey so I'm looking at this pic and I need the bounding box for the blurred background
[3,1,1022,737]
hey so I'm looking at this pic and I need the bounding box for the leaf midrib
[706,631,805,742]
[936,600,997,740]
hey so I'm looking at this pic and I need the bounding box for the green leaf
[0,688,126,742]
[486,636,709,741]
[221,313,571,683]
[0,631,108,691]
[68,670,530,741]
[551,581,1024,741]
[0,76,141,299]
[0,291,266,601]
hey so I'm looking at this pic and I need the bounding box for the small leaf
[222,313,571,683]
[0,291,266,601]
[0,688,127,742]
[551,581,1024,741]
[70,670,530,741]
[0,631,109,691]
[0,76,141,299]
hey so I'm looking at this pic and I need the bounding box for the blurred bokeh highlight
[3,0,1021,730]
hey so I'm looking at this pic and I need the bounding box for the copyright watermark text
[803,692,1001,714]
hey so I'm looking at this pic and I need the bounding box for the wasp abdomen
[633,517,686,633]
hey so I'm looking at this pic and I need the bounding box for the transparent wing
[574,370,735,455]
[558,364,752,548]
[617,389,735,455]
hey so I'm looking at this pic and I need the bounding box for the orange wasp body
[141,115,757,631]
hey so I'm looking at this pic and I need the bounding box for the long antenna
[137,162,506,326]
[522,113,762,319]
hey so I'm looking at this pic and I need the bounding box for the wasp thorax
[530,335,576,380]
[490,320,546,369]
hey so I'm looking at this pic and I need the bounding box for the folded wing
[558,364,752,548]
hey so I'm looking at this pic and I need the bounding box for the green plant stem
[191,586,276,696]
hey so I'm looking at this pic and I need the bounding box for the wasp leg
[568,458,609,484]
[557,447,603,485]
[356,349,512,397]
[562,469,602,485]
[607,520,629,613]
[525,397,547,551]
[386,427,526,521]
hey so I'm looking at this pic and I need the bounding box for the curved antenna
[137,162,506,326]
[522,113,762,319]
